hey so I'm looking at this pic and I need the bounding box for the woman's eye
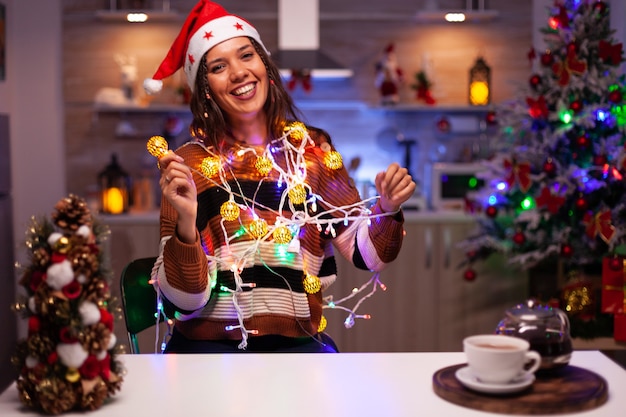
[210,64,225,73]
[242,52,254,60]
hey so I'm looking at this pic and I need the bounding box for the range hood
[274,0,353,79]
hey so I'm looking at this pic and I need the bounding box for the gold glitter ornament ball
[272,225,292,244]
[255,155,273,176]
[324,150,343,170]
[146,136,169,158]
[288,184,307,205]
[220,201,240,221]
[248,218,268,239]
[52,236,71,254]
[318,315,327,332]
[285,121,307,144]
[201,156,221,178]
[303,273,321,294]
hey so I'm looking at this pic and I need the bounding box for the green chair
[119,256,161,354]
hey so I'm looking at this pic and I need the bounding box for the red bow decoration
[535,185,565,214]
[526,95,549,119]
[287,69,312,93]
[583,209,616,244]
[503,159,532,193]
[599,40,623,66]
[416,86,436,105]
[552,48,587,86]
[555,6,570,28]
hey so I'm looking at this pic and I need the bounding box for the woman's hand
[374,162,416,213]
[159,151,198,243]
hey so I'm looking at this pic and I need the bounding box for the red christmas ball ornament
[567,42,577,54]
[569,100,583,114]
[512,231,526,245]
[575,195,588,211]
[436,116,451,133]
[593,1,607,15]
[560,244,573,258]
[463,268,477,282]
[608,90,623,104]
[485,205,498,218]
[543,159,557,176]
[609,256,623,271]
[593,154,607,166]
[576,134,590,148]
[486,111,497,125]
[529,74,542,89]
[540,52,553,67]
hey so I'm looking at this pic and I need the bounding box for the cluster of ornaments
[12,195,124,415]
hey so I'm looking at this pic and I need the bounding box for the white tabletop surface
[0,351,624,417]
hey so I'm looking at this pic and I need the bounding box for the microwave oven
[430,162,486,211]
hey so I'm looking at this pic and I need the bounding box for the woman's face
[204,37,269,122]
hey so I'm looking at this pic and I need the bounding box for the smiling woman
[139,0,416,354]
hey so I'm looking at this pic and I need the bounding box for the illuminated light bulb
[248,218,268,239]
[380,283,387,291]
[146,135,169,158]
[362,314,372,320]
[303,273,322,294]
[272,225,293,244]
[324,150,343,170]
[288,184,307,205]
[220,201,240,221]
[444,12,465,22]
[284,121,307,143]
[318,315,328,332]
[201,156,221,178]
[255,155,273,176]
[328,301,336,308]
[344,315,355,329]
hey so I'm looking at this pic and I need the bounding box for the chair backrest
[119,256,160,354]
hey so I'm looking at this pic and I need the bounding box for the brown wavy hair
[188,38,303,148]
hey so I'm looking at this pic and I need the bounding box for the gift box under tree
[601,256,625,315]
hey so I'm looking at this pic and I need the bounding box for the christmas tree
[12,195,124,414]
[460,0,626,338]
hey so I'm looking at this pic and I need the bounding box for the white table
[0,351,624,417]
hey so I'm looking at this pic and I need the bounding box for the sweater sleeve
[156,166,212,313]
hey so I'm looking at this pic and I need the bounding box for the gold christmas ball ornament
[323,150,343,170]
[52,236,71,254]
[272,225,292,244]
[284,121,307,143]
[255,155,274,176]
[318,315,327,332]
[201,156,221,178]
[65,367,81,383]
[220,201,240,222]
[288,184,307,205]
[248,218,268,239]
[303,273,321,294]
[146,135,169,158]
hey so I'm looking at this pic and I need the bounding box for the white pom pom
[107,333,117,350]
[57,343,88,368]
[96,350,107,361]
[76,224,91,239]
[79,301,101,326]
[46,259,74,290]
[47,232,63,246]
[77,274,88,284]
[143,78,163,95]
[28,296,37,313]
[25,355,39,368]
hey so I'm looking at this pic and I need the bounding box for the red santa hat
[143,0,269,94]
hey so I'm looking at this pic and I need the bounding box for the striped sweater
[156,127,405,344]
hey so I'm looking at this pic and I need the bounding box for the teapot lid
[506,299,557,321]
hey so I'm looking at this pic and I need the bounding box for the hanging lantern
[468,57,491,106]
[98,153,131,215]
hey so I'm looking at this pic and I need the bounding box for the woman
[144,0,416,353]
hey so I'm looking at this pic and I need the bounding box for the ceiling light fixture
[415,0,499,24]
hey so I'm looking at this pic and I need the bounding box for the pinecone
[83,279,110,303]
[31,247,51,269]
[52,194,92,232]
[26,334,56,361]
[80,323,111,354]
[80,379,108,411]
[68,239,98,281]
[36,378,77,415]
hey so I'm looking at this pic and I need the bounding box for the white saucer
[455,366,535,395]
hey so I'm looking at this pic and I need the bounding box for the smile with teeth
[232,83,256,96]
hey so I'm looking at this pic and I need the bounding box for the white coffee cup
[463,334,542,384]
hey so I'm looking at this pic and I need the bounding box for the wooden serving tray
[432,363,608,415]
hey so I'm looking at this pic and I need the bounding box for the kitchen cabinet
[324,212,528,352]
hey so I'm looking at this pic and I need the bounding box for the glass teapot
[495,299,572,370]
